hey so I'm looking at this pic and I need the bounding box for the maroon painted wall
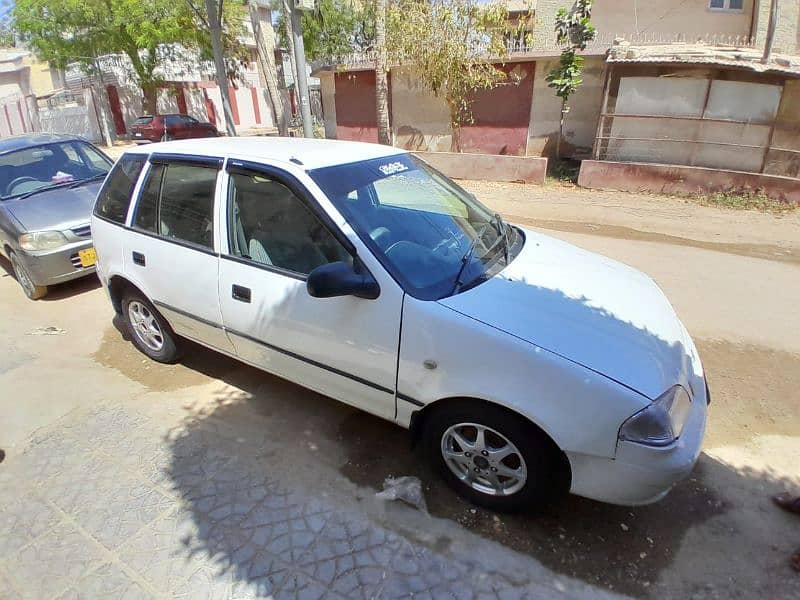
[459,62,535,156]
[334,70,391,143]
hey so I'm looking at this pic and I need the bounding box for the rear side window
[132,164,163,233]
[94,155,146,224]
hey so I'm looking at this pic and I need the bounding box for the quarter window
[227,171,350,275]
[94,155,146,224]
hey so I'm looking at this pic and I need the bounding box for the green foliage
[700,188,797,213]
[546,0,595,102]
[13,0,244,110]
[277,0,375,61]
[387,0,520,149]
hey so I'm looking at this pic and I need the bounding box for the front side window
[309,154,521,300]
[2,141,114,200]
[155,163,218,249]
[227,171,350,275]
[94,155,146,224]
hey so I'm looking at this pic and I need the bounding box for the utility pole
[205,0,237,136]
[762,0,779,64]
[249,1,288,135]
[374,0,391,145]
[289,2,314,138]
[90,55,113,147]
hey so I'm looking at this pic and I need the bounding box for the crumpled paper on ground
[375,475,428,512]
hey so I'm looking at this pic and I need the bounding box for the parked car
[129,114,219,143]
[91,138,708,511]
[0,133,113,299]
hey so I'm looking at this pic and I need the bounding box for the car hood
[3,181,103,231]
[438,228,693,400]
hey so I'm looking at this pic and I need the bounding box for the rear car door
[125,154,233,352]
[216,160,403,420]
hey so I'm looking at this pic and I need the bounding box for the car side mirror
[306,261,380,300]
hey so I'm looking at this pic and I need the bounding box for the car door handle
[232,284,251,303]
[132,251,146,266]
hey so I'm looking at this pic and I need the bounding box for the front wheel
[121,291,180,363]
[10,252,47,300]
[423,401,567,512]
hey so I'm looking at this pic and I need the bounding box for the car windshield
[0,141,113,200]
[309,154,521,300]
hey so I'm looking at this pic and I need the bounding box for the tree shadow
[149,262,799,597]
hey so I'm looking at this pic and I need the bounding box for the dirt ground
[1,181,799,599]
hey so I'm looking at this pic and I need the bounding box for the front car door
[124,153,233,353]
[216,159,403,420]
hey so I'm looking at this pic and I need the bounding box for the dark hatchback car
[130,114,219,143]
[0,133,113,299]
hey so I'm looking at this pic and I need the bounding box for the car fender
[397,296,650,459]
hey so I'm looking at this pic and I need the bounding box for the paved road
[1,184,799,599]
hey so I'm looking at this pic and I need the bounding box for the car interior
[229,172,351,275]
[0,143,106,198]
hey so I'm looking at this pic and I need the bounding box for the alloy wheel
[441,422,528,496]
[127,301,164,352]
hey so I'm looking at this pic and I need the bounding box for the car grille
[69,253,83,269]
[71,224,91,238]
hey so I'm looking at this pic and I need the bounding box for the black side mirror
[306,260,380,300]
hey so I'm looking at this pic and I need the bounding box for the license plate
[134,132,142,137]
[78,247,97,267]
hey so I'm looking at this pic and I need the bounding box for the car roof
[0,133,84,155]
[124,137,407,171]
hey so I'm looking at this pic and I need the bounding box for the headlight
[618,385,692,447]
[19,231,69,251]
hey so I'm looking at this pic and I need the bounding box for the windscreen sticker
[378,161,409,176]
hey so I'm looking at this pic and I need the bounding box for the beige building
[316,0,800,161]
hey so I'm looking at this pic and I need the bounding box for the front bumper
[17,239,97,287]
[567,376,708,505]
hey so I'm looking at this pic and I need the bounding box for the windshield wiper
[492,212,509,262]
[451,235,481,295]
[10,180,76,201]
[69,173,108,188]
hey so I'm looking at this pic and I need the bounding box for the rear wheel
[121,291,180,363]
[423,400,567,512]
[10,252,47,300]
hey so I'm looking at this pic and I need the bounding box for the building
[315,0,800,166]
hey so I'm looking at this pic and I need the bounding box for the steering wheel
[6,176,39,196]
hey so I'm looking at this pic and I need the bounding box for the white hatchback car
[91,138,708,511]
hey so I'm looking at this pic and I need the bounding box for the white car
[91,138,708,511]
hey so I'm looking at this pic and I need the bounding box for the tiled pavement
[0,404,612,599]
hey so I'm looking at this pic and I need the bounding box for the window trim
[128,155,222,252]
[223,159,359,279]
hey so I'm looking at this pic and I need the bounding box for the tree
[14,0,193,114]
[277,0,375,62]
[545,0,595,160]
[387,0,520,152]
[249,2,288,135]
[374,0,390,145]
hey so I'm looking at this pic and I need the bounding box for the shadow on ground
[0,255,101,300]
[110,332,800,598]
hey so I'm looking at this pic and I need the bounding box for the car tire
[10,251,47,300]
[160,132,171,142]
[121,291,181,363]
[423,400,567,512]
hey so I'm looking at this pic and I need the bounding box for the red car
[129,114,219,143]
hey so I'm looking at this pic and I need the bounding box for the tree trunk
[447,100,462,153]
[249,2,288,136]
[205,0,237,136]
[556,99,566,161]
[282,0,300,118]
[374,0,391,145]
[142,84,158,115]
